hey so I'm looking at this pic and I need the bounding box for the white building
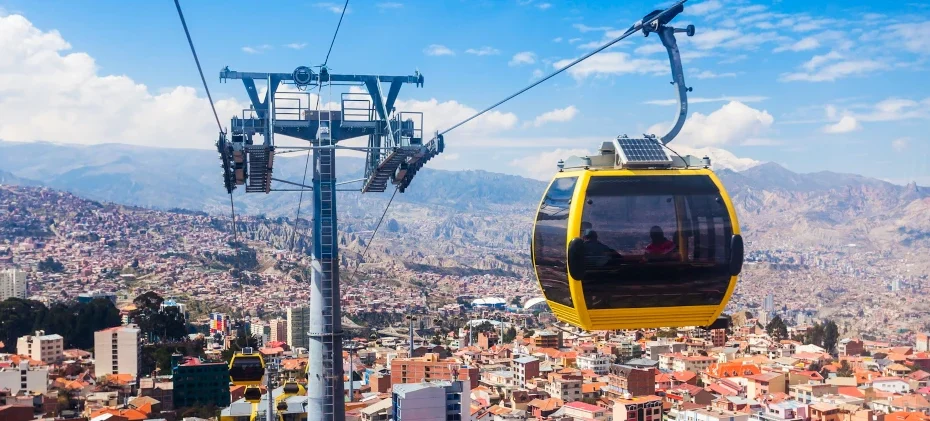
[680,408,751,421]
[0,268,27,300]
[286,306,310,348]
[17,330,64,364]
[871,378,911,394]
[674,355,716,373]
[160,299,187,318]
[577,353,612,375]
[391,380,470,421]
[251,321,270,344]
[93,325,140,378]
[0,361,48,394]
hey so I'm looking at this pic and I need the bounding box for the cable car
[229,347,265,386]
[531,5,744,331]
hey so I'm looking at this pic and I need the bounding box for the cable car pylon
[215,66,435,421]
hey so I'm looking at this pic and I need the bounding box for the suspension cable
[344,1,689,277]
[437,0,687,137]
[174,0,242,276]
[229,194,242,272]
[173,0,223,133]
[350,186,399,280]
[324,0,350,66]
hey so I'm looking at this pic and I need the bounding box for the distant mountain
[0,169,42,187]
[1,140,927,254]
[0,141,543,216]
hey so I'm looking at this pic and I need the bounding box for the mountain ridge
[1,140,923,216]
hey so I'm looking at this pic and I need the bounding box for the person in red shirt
[644,225,679,261]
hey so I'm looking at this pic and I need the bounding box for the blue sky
[0,0,928,183]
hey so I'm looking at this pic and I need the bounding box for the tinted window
[533,176,578,308]
[229,357,264,382]
[578,175,733,309]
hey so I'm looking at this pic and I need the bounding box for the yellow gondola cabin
[531,139,744,331]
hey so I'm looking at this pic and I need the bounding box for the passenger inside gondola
[582,229,622,268]
[643,225,679,261]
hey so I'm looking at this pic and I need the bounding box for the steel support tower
[216,66,443,421]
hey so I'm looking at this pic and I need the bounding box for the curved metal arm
[657,27,690,145]
[641,4,694,145]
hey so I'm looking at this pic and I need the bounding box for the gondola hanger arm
[639,5,696,145]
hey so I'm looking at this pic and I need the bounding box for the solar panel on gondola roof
[617,137,671,163]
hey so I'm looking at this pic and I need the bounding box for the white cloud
[510,144,761,179]
[774,36,820,52]
[856,98,930,122]
[509,51,537,66]
[376,2,403,10]
[424,44,455,56]
[568,38,582,44]
[719,54,748,64]
[801,51,842,71]
[510,148,590,180]
[285,43,307,50]
[644,96,767,106]
[553,37,563,43]
[647,101,775,147]
[531,106,579,127]
[694,70,738,79]
[573,23,613,33]
[0,14,247,148]
[242,44,272,54]
[892,137,910,152]
[887,21,930,54]
[793,19,835,32]
[392,98,518,137]
[634,43,666,55]
[537,3,552,10]
[688,29,741,50]
[741,138,781,146]
[671,146,763,171]
[314,2,349,13]
[781,51,889,82]
[688,0,723,16]
[734,5,767,16]
[531,69,544,80]
[465,46,500,56]
[817,97,930,133]
[554,52,666,79]
[821,116,860,134]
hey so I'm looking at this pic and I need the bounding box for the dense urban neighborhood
[2,177,930,421]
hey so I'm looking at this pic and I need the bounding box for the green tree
[837,360,854,377]
[766,316,789,341]
[0,298,46,351]
[0,297,119,351]
[823,320,839,354]
[38,257,64,272]
[657,328,679,338]
[474,321,496,334]
[130,292,188,343]
[503,326,517,343]
[805,322,826,347]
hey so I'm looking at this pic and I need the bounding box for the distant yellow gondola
[229,347,265,386]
